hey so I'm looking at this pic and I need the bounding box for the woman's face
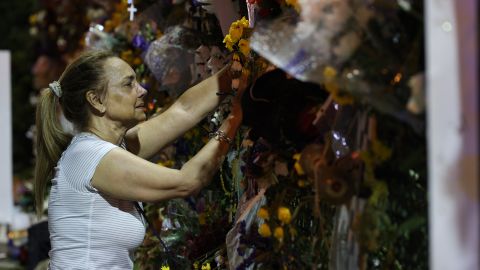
[102,57,147,128]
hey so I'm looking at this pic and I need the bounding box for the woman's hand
[230,70,250,117]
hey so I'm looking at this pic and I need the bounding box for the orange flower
[257,207,269,220]
[258,223,272,237]
[277,207,292,224]
[274,226,284,242]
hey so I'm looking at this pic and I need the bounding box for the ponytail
[34,50,114,216]
[34,88,72,216]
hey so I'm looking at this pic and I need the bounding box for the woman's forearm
[179,112,242,194]
[126,68,231,159]
[174,68,230,121]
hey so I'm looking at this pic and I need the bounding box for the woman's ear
[85,90,106,113]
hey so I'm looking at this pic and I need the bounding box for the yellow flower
[239,16,249,28]
[257,207,269,220]
[133,57,142,66]
[193,261,200,269]
[277,207,292,224]
[223,34,235,51]
[29,14,37,25]
[258,223,272,237]
[323,66,338,93]
[273,226,284,242]
[198,213,206,225]
[297,180,306,187]
[238,39,250,57]
[285,0,301,12]
[323,66,337,80]
[322,66,354,105]
[120,50,134,63]
[325,81,339,94]
[201,262,211,270]
[233,53,241,62]
[229,22,243,43]
[223,34,232,44]
[161,266,170,270]
[294,162,305,176]
[292,153,305,175]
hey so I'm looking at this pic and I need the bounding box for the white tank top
[48,133,146,269]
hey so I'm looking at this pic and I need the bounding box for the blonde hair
[34,50,114,216]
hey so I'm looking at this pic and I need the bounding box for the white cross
[127,3,137,21]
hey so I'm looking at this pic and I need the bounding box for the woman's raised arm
[91,110,241,202]
[125,68,232,159]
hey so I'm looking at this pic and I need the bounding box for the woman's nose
[137,83,148,97]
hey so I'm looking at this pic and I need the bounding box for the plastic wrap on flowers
[85,24,118,50]
[251,0,425,133]
[250,0,373,85]
[144,26,201,96]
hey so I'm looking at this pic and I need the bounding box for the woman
[34,50,246,269]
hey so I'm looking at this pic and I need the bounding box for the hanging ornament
[127,0,137,21]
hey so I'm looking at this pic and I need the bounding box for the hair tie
[49,81,62,98]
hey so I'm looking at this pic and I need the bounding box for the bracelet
[209,130,233,144]
[216,91,236,97]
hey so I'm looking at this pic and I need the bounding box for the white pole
[0,51,13,226]
[426,0,479,269]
